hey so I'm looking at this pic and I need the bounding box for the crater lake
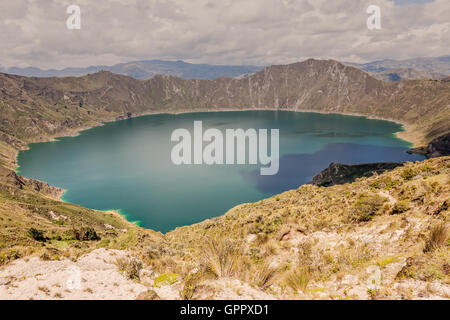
[17,111,425,232]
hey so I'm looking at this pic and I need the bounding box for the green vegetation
[350,194,387,222]
[28,228,45,242]
[154,273,180,287]
[391,200,411,215]
[180,272,202,300]
[72,227,100,241]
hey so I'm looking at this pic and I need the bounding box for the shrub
[154,272,180,287]
[28,228,45,242]
[370,176,401,190]
[136,290,160,300]
[0,249,21,266]
[83,228,100,240]
[424,223,448,252]
[115,257,143,280]
[72,227,100,241]
[350,194,387,222]
[400,167,416,180]
[391,200,410,215]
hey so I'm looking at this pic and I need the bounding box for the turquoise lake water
[17,111,425,232]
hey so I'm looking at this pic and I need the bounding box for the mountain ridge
[0,58,448,169]
[5,55,450,82]
[0,60,263,80]
[346,55,450,81]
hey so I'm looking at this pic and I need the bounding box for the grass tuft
[284,266,311,293]
[201,238,243,278]
[424,223,448,253]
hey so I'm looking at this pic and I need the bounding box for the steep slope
[161,156,450,300]
[0,163,162,266]
[1,157,448,300]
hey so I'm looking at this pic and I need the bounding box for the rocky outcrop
[312,162,404,187]
[408,132,450,158]
[0,166,64,199]
[115,112,133,121]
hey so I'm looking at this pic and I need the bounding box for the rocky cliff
[408,132,450,158]
[311,162,405,187]
[0,166,64,199]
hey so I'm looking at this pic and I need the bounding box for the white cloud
[0,0,448,68]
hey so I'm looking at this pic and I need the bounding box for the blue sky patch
[393,0,434,5]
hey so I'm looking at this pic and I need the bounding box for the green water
[17,111,424,232]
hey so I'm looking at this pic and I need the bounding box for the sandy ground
[0,248,275,300]
[0,248,147,300]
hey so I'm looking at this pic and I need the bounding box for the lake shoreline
[26,107,416,146]
[15,109,422,232]
[14,107,416,177]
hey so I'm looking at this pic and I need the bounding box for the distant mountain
[346,56,450,81]
[0,60,263,80]
[369,67,446,82]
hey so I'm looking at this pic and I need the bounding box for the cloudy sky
[0,0,448,69]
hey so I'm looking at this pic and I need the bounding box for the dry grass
[115,257,143,280]
[252,262,278,290]
[284,267,311,293]
[179,272,203,300]
[201,238,243,278]
[424,222,449,252]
